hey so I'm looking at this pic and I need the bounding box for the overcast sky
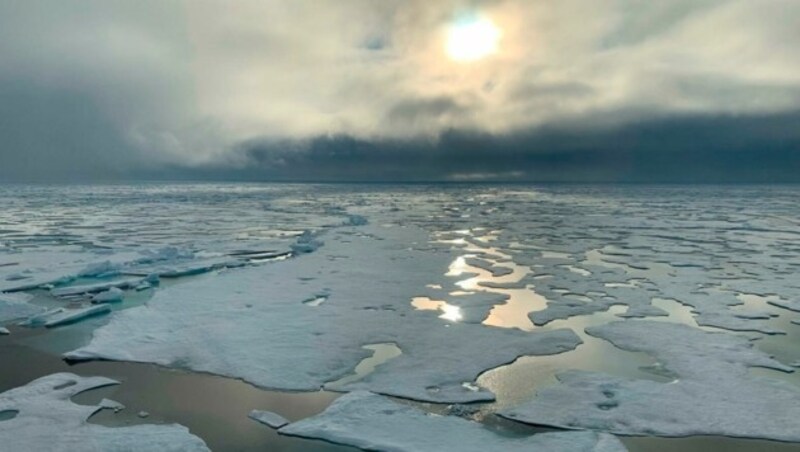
[1,0,799,182]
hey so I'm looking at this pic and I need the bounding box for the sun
[446,16,501,62]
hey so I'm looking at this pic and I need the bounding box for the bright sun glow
[446,16,501,62]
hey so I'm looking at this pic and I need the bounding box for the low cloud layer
[1,0,799,181]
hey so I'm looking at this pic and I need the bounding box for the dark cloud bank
[2,108,800,183]
[0,65,797,183]
[133,111,800,184]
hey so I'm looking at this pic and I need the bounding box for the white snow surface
[0,373,209,451]
[67,224,581,403]
[279,391,627,452]
[501,320,800,441]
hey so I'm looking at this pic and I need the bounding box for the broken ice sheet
[0,251,143,293]
[92,287,125,304]
[277,391,628,452]
[7,184,800,448]
[0,293,42,324]
[67,224,581,403]
[0,373,209,451]
[51,279,140,298]
[500,320,800,442]
[99,398,125,413]
[44,304,112,328]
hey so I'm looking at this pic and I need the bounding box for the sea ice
[8,184,800,448]
[44,305,112,328]
[417,291,510,324]
[67,224,581,403]
[124,257,243,278]
[0,251,142,293]
[290,231,323,254]
[278,391,627,452]
[51,279,140,298]
[78,261,121,278]
[464,257,514,277]
[92,287,125,304]
[99,398,125,413]
[0,293,42,324]
[768,299,800,313]
[500,320,800,441]
[0,373,209,451]
[248,410,289,429]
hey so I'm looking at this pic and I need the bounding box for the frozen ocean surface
[2,183,800,451]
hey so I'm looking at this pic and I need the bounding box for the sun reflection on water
[446,256,470,277]
[411,297,463,322]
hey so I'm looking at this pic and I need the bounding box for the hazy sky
[1,0,799,182]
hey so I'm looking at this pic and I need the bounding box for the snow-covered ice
[0,373,209,451]
[67,224,581,403]
[44,304,112,328]
[4,183,800,449]
[501,320,800,441]
[278,391,627,452]
[0,293,41,324]
[0,185,349,296]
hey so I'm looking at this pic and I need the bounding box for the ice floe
[278,391,627,452]
[464,257,514,278]
[500,320,800,441]
[92,287,125,304]
[0,373,208,451]
[67,224,581,403]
